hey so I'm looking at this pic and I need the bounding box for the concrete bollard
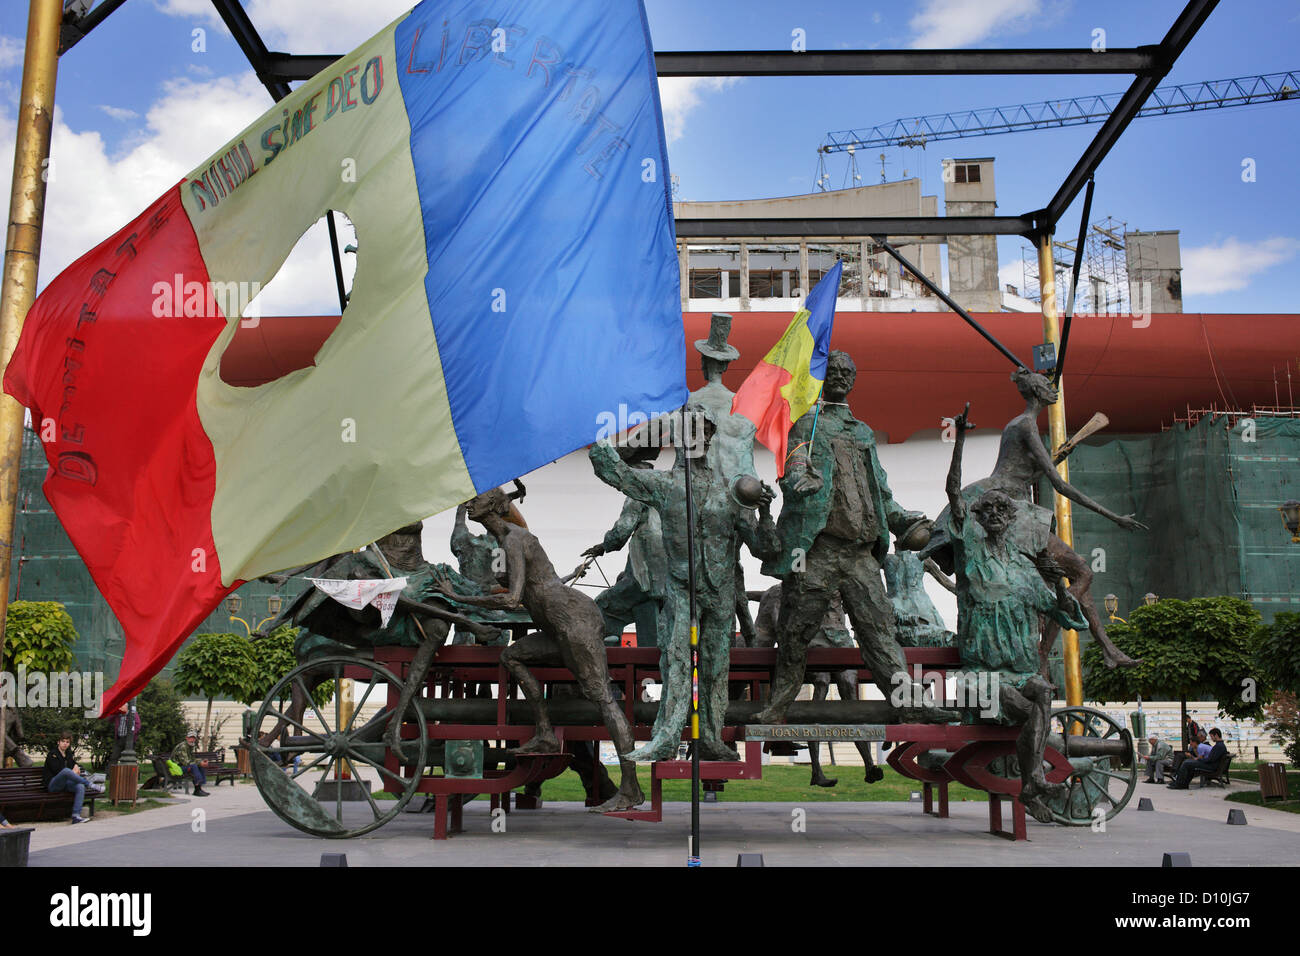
[321,853,348,867]
[1137,797,1155,811]
[737,853,765,867]
[1162,852,1191,867]
[1226,808,1248,826]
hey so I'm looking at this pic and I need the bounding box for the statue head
[466,487,511,524]
[971,489,1016,540]
[823,350,857,402]
[680,402,715,459]
[695,312,740,380]
[1012,366,1058,407]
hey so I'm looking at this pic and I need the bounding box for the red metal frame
[355,644,1054,841]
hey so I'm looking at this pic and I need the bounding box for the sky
[1,0,1298,316]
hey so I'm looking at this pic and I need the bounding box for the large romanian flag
[730,261,843,476]
[3,0,685,715]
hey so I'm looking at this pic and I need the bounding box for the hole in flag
[219,211,355,388]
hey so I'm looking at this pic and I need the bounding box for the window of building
[954,163,981,184]
[689,269,721,298]
[748,270,784,298]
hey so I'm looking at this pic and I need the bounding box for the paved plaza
[21,777,1300,867]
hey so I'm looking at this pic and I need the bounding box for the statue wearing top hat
[682,313,761,644]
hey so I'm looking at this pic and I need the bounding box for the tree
[1083,597,1265,749]
[1262,692,1300,769]
[1256,612,1300,697]
[243,624,333,709]
[2,600,78,673]
[173,633,258,748]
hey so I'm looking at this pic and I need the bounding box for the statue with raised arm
[590,407,779,762]
[580,446,668,646]
[945,403,1089,823]
[922,367,1145,670]
[432,487,644,813]
[753,350,953,726]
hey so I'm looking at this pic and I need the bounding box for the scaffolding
[1019,215,1134,314]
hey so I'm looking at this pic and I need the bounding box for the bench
[0,767,98,822]
[1190,753,1234,787]
[143,750,239,792]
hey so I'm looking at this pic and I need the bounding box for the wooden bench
[0,767,98,822]
[1190,752,1234,787]
[193,750,239,787]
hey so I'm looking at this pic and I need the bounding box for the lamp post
[1280,500,1300,543]
[227,594,283,636]
[1104,593,1126,624]
[1143,592,1159,606]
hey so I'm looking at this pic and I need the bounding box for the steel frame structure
[58,0,1218,242]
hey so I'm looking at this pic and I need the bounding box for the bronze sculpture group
[269,313,1144,822]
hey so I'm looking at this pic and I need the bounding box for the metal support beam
[873,238,1028,370]
[58,0,130,55]
[677,216,1035,240]
[1041,0,1218,230]
[261,48,1160,84]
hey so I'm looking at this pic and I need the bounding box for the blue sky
[2,0,1297,313]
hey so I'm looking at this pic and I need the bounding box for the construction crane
[816,69,1299,180]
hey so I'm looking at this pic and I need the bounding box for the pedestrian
[43,731,102,823]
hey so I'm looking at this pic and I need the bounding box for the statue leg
[999,675,1062,824]
[834,667,882,782]
[753,571,829,724]
[384,619,450,762]
[627,585,691,762]
[555,611,645,811]
[500,632,564,754]
[1046,536,1139,668]
[698,598,740,761]
[595,572,642,641]
[808,676,836,787]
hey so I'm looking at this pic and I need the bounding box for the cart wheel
[251,655,427,838]
[1046,705,1137,827]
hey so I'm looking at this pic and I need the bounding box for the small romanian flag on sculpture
[3,0,683,715]
[730,261,843,476]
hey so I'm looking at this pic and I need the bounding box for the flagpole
[0,1,63,765]
[683,411,701,866]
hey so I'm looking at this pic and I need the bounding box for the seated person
[171,731,210,797]
[1192,731,1212,760]
[0,811,13,828]
[1168,728,1228,790]
[43,731,102,823]
[1143,735,1173,783]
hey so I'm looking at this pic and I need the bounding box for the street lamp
[1143,592,1158,606]
[229,595,283,636]
[1280,500,1300,543]
[1104,593,1126,624]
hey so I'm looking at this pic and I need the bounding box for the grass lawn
[374,764,990,803]
[1225,790,1300,814]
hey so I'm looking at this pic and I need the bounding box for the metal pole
[0,0,63,755]
[683,412,700,866]
[1036,233,1083,712]
[1053,177,1095,386]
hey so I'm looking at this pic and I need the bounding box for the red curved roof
[220,311,1299,442]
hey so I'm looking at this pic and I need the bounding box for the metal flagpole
[683,411,701,866]
[0,1,64,763]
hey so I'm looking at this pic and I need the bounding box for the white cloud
[0,35,22,71]
[657,77,737,143]
[0,69,357,316]
[154,0,415,52]
[97,105,140,121]
[1181,236,1300,295]
[909,0,1042,48]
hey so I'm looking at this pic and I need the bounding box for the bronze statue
[754,351,952,725]
[883,549,955,648]
[922,367,1145,671]
[581,446,668,646]
[753,584,883,787]
[945,403,1088,823]
[590,409,779,763]
[450,503,509,646]
[432,487,644,813]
